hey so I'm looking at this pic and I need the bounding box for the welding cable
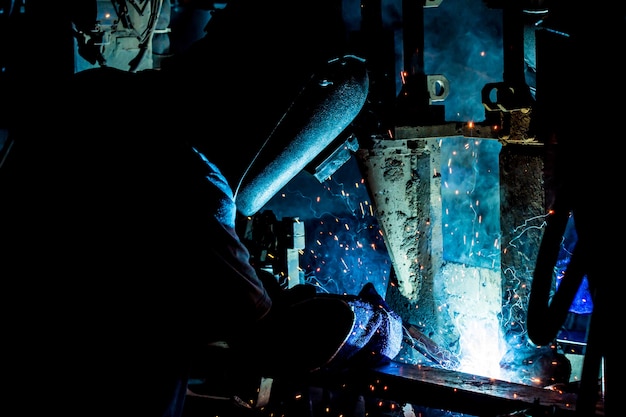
[128,0,164,72]
[108,0,165,72]
[527,206,588,347]
[0,136,14,170]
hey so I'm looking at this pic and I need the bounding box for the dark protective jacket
[1,66,272,417]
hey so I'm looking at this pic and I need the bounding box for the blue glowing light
[555,214,594,314]
[441,137,502,270]
[423,0,504,122]
[261,156,392,298]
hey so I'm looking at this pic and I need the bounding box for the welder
[0,2,375,417]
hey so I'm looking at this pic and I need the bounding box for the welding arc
[403,322,460,370]
[527,207,587,347]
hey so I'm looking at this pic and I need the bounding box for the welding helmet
[231,54,369,216]
[156,0,366,217]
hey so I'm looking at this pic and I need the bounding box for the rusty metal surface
[365,362,598,416]
[302,359,606,416]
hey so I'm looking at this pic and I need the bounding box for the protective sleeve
[186,146,273,344]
